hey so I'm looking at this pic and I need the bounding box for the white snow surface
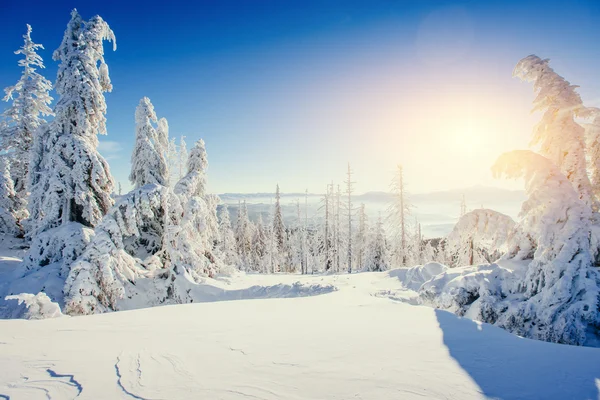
[1,269,599,400]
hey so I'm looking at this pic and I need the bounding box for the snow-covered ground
[1,270,599,400]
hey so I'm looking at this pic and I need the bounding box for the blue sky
[1,0,599,194]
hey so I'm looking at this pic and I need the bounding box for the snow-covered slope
[1,271,598,400]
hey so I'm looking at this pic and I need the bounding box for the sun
[447,119,486,156]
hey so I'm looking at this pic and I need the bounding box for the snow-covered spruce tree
[64,184,170,315]
[585,108,600,205]
[166,137,178,187]
[129,97,169,188]
[273,184,286,254]
[388,164,412,267]
[25,11,116,275]
[321,183,334,271]
[169,139,220,278]
[0,157,24,236]
[235,200,254,270]
[28,10,116,238]
[1,24,53,215]
[217,204,240,267]
[514,55,594,208]
[355,203,368,269]
[365,213,389,272]
[491,150,599,345]
[445,209,515,267]
[345,163,355,273]
[178,136,188,180]
[422,241,436,264]
[251,214,269,272]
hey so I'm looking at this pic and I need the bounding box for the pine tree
[251,214,269,272]
[585,109,600,203]
[174,139,207,199]
[345,163,355,273]
[1,24,53,210]
[0,157,23,236]
[514,55,594,208]
[388,164,411,267]
[167,137,178,187]
[170,140,219,278]
[492,150,599,345]
[179,136,188,180]
[365,213,389,271]
[235,200,254,270]
[217,204,239,267]
[129,97,168,188]
[273,184,286,253]
[322,183,334,271]
[28,10,116,237]
[355,203,368,269]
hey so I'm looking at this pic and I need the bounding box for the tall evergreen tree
[1,25,53,223]
[345,163,355,273]
[273,184,286,252]
[28,10,116,236]
[217,204,239,267]
[235,200,254,269]
[0,157,23,236]
[514,55,594,208]
[365,213,389,272]
[129,97,168,188]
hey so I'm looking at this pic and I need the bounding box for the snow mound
[389,262,447,291]
[446,209,515,266]
[117,275,337,311]
[22,222,94,276]
[418,261,528,321]
[4,292,63,319]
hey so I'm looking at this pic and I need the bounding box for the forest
[0,9,599,351]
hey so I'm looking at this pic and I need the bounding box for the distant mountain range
[218,186,525,238]
[219,185,526,205]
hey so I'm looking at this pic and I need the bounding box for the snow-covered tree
[178,136,188,180]
[584,108,600,203]
[422,241,437,264]
[28,10,116,237]
[0,157,23,236]
[174,139,207,199]
[273,184,286,253]
[355,203,368,269]
[130,97,168,188]
[64,184,168,315]
[321,183,334,271]
[445,209,515,267]
[169,140,219,277]
[345,163,355,273]
[492,150,599,345]
[514,55,594,208]
[166,137,178,187]
[365,214,389,272]
[1,24,53,207]
[217,204,239,267]
[388,164,411,267]
[235,200,254,269]
[251,214,270,272]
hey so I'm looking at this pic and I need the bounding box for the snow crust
[0,270,598,400]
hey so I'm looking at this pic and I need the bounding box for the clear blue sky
[1,0,599,194]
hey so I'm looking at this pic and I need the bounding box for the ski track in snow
[45,368,83,396]
[115,355,148,400]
